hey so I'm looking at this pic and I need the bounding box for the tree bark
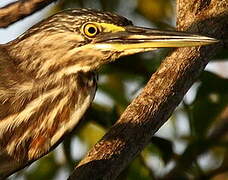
[0,0,56,28]
[69,0,228,179]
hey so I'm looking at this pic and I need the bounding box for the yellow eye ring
[83,23,100,38]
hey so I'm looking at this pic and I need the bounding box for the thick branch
[69,0,228,179]
[0,0,56,28]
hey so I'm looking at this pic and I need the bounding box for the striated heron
[0,8,217,178]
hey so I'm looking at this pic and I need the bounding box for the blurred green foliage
[9,0,228,179]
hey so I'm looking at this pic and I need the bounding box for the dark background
[1,0,227,179]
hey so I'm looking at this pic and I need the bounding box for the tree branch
[0,0,57,28]
[69,0,228,179]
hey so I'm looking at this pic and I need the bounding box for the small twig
[165,106,228,179]
[0,0,57,28]
[209,107,228,139]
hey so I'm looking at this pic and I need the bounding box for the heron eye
[83,23,100,38]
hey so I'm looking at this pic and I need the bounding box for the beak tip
[202,37,220,45]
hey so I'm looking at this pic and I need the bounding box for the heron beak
[94,25,218,52]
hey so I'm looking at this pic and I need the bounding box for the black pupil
[88,27,96,34]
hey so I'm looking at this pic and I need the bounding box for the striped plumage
[0,8,217,178]
[0,9,131,178]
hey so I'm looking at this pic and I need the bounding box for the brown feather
[0,43,97,178]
